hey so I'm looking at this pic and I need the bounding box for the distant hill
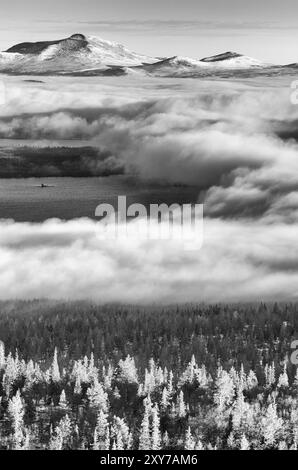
[0,33,296,77]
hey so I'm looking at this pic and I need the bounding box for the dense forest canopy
[0,300,297,374]
[0,301,298,450]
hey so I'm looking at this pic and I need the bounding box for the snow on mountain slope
[0,35,278,77]
[201,51,243,62]
[86,36,155,66]
[138,56,208,77]
[0,34,157,74]
[141,51,270,77]
[200,51,267,68]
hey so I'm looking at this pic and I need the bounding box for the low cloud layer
[1,75,298,302]
[1,216,298,303]
[1,77,297,190]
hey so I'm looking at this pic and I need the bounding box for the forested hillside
[0,301,298,450]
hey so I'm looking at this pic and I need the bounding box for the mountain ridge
[0,33,295,77]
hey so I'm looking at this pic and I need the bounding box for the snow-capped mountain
[140,52,270,77]
[0,33,157,74]
[0,34,290,77]
[200,51,267,68]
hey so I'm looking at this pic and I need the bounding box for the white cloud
[1,75,298,302]
[1,216,298,302]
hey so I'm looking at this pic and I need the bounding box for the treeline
[0,146,124,177]
[1,301,298,449]
[0,300,297,378]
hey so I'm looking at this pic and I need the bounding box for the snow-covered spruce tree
[111,416,132,450]
[195,438,204,450]
[0,340,5,370]
[74,375,82,395]
[246,370,258,390]
[260,401,283,448]
[184,426,195,450]
[118,355,139,384]
[87,353,98,384]
[277,364,289,389]
[87,379,109,412]
[2,353,20,397]
[161,386,170,410]
[163,431,169,448]
[240,434,250,450]
[139,399,152,450]
[59,390,68,409]
[144,368,155,395]
[178,355,197,387]
[278,441,288,450]
[49,415,72,450]
[151,404,161,450]
[231,386,250,432]
[196,364,209,388]
[7,390,26,449]
[177,390,187,418]
[227,432,236,449]
[214,367,235,412]
[264,363,276,389]
[167,370,174,396]
[93,409,109,450]
[23,360,43,392]
[49,426,63,450]
[51,348,61,383]
[115,429,124,450]
[237,364,247,390]
[103,364,114,391]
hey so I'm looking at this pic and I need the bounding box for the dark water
[0,176,200,222]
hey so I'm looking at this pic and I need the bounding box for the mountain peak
[69,34,86,41]
[0,34,271,76]
[201,51,243,63]
[1,33,157,74]
[5,33,89,55]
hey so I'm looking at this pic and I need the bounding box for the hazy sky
[1,0,298,63]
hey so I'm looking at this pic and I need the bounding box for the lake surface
[0,176,200,222]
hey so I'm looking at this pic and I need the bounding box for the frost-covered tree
[111,416,131,450]
[7,390,26,449]
[178,355,197,387]
[163,431,169,448]
[51,348,61,383]
[139,399,152,450]
[261,402,283,448]
[87,379,109,412]
[118,356,138,384]
[246,370,258,390]
[277,365,289,389]
[177,390,187,418]
[49,415,72,450]
[214,367,235,411]
[168,371,174,396]
[2,353,19,396]
[185,427,195,450]
[240,434,250,450]
[161,387,170,410]
[232,388,249,431]
[59,390,68,409]
[87,353,98,383]
[0,340,5,370]
[264,363,276,389]
[151,405,161,450]
[103,364,114,390]
[74,375,82,395]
